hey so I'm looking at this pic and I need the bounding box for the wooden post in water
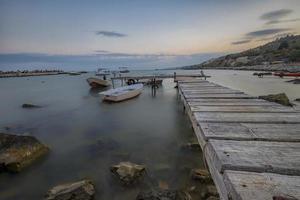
[112,79,115,88]
[174,72,177,82]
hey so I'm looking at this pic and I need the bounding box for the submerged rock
[110,161,145,185]
[0,133,49,172]
[181,142,201,151]
[136,189,191,200]
[22,103,42,108]
[88,138,119,154]
[158,180,169,190]
[45,179,95,200]
[191,168,212,182]
[259,93,292,106]
[201,185,219,199]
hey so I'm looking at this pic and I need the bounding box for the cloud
[95,31,127,37]
[266,18,300,25]
[246,28,291,37]
[94,50,110,53]
[231,39,252,45]
[260,9,292,21]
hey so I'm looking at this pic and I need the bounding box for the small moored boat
[87,77,110,88]
[274,72,300,77]
[68,72,81,75]
[99,84,143,102]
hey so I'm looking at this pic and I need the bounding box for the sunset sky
[0,0,300,70]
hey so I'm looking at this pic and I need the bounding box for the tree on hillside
[278,41,289,50]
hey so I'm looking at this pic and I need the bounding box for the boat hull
[274,72,300,77]
[87,78,110,88]
[102,89,142,102]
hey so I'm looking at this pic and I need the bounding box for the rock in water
[45,179,95,200]
[136,189,191,200]
[259,93,292,106]
[0,133,49,172]
[22,103,42,108]
[110,161,145,185]
[181,142,201,151]
[191,168,212,182]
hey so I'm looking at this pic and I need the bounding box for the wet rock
[158,180,169,190]
[191,168,212,182]
[201,185,219,199]
[181,142,201,151]
[110,161,146,185]
[0,133,49,172]
[45,179,95,200]
[136,189,191,200]
[22,103,42,108]
[259,93,292,106]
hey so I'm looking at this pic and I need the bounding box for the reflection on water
[0,69,299,199]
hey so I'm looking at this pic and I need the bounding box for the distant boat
[119,67,130,73]
[69,72,81,75]
[99,84,143,102]
[274,72,300,77]
[96,68,110,76]
[87,77,110,88]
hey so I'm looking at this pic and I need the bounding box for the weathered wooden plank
[195,112,300,123]
[206,139,300,175]
[187,99,275,106]
[200,123,300,142]
[191,105,297,112]
[224,170,300,200]
[183,89,243,93]
[185,93,255,99]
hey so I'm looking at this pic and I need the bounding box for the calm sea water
[0,69,299,200]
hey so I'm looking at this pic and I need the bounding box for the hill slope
[183,35,300,71]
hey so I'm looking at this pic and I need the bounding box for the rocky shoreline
[182,64,300,72]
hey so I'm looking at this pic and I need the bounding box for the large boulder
[110,161,145,185]
[0,133,49,172]
[136,189,191,200]
[45,179,95,200]
[259,93,292,106]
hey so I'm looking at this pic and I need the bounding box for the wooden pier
[110,73,210,88]
[178,80,300,200]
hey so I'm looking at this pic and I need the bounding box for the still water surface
[0,69,299,199]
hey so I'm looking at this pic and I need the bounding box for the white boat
[96,68,110,76]
[87,77,110,88]
[99,84,143,102]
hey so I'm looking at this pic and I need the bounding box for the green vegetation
[182,35,300,70]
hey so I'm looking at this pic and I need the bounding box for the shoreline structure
[0,70,67,78]
[178,79,300,200]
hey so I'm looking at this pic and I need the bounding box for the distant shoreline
[181,63,300,72]
[0,72,68,78]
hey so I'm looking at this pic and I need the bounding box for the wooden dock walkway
[178,80,300,200]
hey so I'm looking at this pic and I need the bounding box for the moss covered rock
[259,93,292,106]
[0,133,49,172]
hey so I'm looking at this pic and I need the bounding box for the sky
[0,0,300,71]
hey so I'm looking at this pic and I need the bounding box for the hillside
[183,35,300,71]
